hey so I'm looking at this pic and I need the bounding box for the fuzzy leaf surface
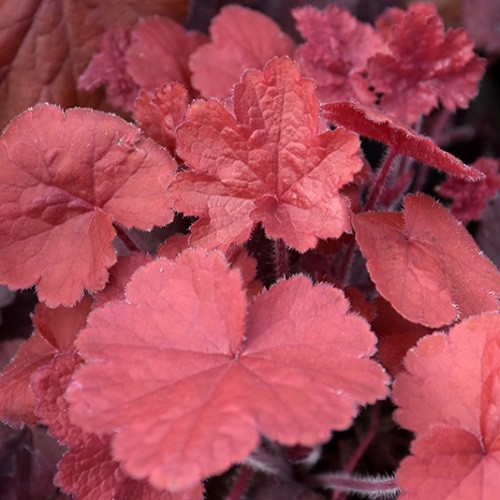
[353,193,500,328]
[323,101,484,180]
[172,57,362,252]
[0,104,175,306]
[394,313,500,498]
[67,249,388,491]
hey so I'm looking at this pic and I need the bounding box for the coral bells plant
[0,1,499,499]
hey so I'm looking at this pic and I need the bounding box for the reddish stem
[333,405,381,500]
[364,148,398,212]
[113,224,140,253]
[274,238,289,280]
[226,465,253,500]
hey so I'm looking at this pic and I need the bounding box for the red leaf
[171,58,362,252]
[0,104,176,306]
[368,2,485,124]
[0,0,191,128]
[133,83,189,154]
[94,253,153,308]
[67,249,388,491]
[293,5,387,105]
[78,25,139,112]
[322,101,484,180]
[31,353,201,499]
[127,17,208,95]
[436,158,500,224]
[371,297,433,378]
[353,193,500,328]
[393,313,500,498]
[189,5,295,99]
[0,297,92,426]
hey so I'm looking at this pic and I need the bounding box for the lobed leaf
[172,57,362,252]
[368,2,485,124]
[67,249,389,491]
[393,313,500,498]
[0,104,176,306]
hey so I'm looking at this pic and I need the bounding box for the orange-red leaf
[67,249,388,491]
[171,58,362,252]
[0,104,175,306]
[353,193,500,328]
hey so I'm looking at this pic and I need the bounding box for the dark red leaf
[0,0,191,128]
[436,157,500,224]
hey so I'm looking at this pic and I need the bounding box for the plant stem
[364,148,398,212]
[333,405,381,500]
[311,473,399,498]
[226,465,253,500]
[274,238,289,280]
[113,224,140,253]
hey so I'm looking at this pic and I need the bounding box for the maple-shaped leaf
[0,297,92,426]
[322,101,484,180]
[352,193,500,328]
[0,104,176,306]
[189,5,295,99]
[78,25,139,112]
[368,2,486,124]
[171,57,362,252]
[436,157,500,224]
[293,5,387,105]
[133,83,189,154]
[31,353,202,499]
[393,313,500,498]
[67,249,389,491]
[126,17,208,96]
[0,0,191,128]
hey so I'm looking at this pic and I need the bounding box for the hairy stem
[333,405,381,500]
[365,148,398,212]
[113,224,140,253]
[226,465,253,500]
[274,238,289,280]
[311,473,399,499]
